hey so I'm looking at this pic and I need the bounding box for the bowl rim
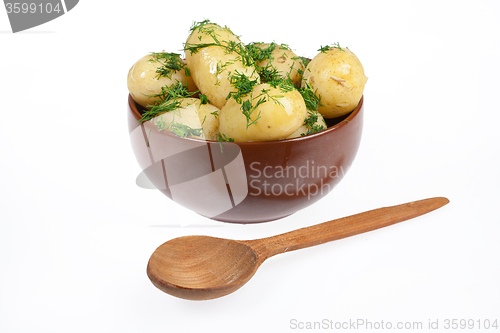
[128,94,363,145]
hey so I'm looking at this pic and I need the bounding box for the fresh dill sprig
[257,64,282,83]
[299,56,310,69]
[246,42,291,63]
[168,123,204,138]
[241,97,264,128]
[189,19,222,45]
[140,82,195,123]
[267,75,296,93]
[184,21,255,68]
[145,81,195,103]
[318,45,331,53]
[305,123,327,136]
[150,52,187,79]
[332,42,344,51]
[303,111,319,128]
[247,42,300,86]
[152,105,203,138]
[318,42,345,53]
[258,88,284,106]
[245,42,264,62]
[199,94,211,105]
[302,110,327,136]
[217,133,235,152]
[155,115,168,131]
[246,42,276,63]
[225,69,297,129]
[141,99,182,123]
[217,133,234,142]
[189,19,212,33]
[226,71,260,103]
[298,82,323,111]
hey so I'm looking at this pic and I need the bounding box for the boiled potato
[219,83,306,142]
[287,110,327,139]
[184,22,260,109]
[251,43,305,87]
[302,47,367,118]
[128,53,196,108]
[150,98,219,140]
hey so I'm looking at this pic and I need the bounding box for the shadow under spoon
[147,197,449,300]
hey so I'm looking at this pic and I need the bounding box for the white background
[1,1,499,332]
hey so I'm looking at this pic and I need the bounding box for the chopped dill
[217,133,235,152]
[332,42,344,51]
[246,42,275,63]
[259,87,284,106]
[267,75,295,92]
[140,82,195,123]
[141,98,182,123]
[318,42,345,53]
[302,110,327,136]
[155,115,168,131]
[199,94,211,105]
[226,70,260,103]
[168,123,203,138]
[217,133,234,142]
[150,52,187,79]
[299,56,310,68]
[181,21,319,132]
[184,20,255,68]
[305,123,326,136]
[225,70,296,129]
[241,97,264,128]
[246,42,291,63]
[318,45,331,53]
[246,42,301,86]
[152,105,202,138]
[298,82,323,111]
[258,64,282,83]
[145,81,194,103]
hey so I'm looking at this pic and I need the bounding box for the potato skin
[127,54,196,108]
[254,43,305,87]
[219,83,306,142]
[302,47,367,118]
[287,110,327,139]
[184,23,259,109]
[150,98,219,140]
[194,101,220,140]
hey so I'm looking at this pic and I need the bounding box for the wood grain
[147,197,449,300]
[244,197,450,259]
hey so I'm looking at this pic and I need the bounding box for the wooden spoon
[147,197,449,300]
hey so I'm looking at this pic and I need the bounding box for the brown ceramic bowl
[127,95,363,223]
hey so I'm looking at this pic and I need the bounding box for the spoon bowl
[148,236,259,300]
[147,197,449,300]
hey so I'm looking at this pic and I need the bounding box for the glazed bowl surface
[127,95,363,223]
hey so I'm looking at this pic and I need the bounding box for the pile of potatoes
[127,20,367,142]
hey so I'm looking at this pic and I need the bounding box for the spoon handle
[246,197,449,259]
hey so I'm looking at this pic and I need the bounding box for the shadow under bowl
[127,95,364,223]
